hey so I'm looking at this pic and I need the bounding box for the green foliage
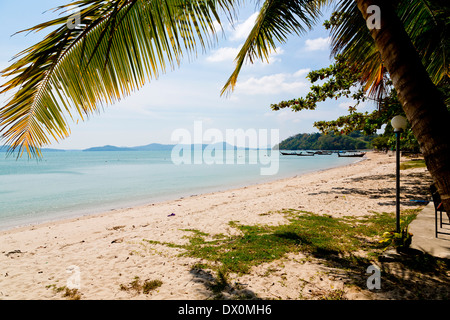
[371,135,390,151]
[400,159,427,170]
[379,213,418,250]
[268,0,450,153]
[272,55,439,152]
[271,55,363,113]
[379,227,412,250]
[277,131,374,150]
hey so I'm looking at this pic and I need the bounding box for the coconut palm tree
[221,0,450,216]
[355,0,450,211]
[337,0,450,213]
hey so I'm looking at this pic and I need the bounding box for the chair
[430,184,450,237]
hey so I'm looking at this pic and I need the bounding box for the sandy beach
[0,151,444,300]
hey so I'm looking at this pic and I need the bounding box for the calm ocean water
[0,150,360,230]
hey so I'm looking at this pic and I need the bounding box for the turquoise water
[0,150,360,230]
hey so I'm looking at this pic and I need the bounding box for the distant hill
[277,132,376,150]
[83,143,176,152]
[1,142,265,153]
[82,145,130,152]
[82,143,238,152]
[131,143,176,151]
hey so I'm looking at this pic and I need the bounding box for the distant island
[276,132,376,150]
[1,133,375,153]
[0,143,172,153]
[0,142,270,153]
[83,143,176,152]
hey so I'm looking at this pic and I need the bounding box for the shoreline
[0,151,436,300]
[0,153,364,233]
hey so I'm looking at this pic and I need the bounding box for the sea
[0,150,362,230]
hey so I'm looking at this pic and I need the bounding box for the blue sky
[0,1,375,149]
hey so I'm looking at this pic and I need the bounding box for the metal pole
[395,130,401,233]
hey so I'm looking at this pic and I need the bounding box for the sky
[0,1,376,150]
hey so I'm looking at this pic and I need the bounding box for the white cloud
[304,37,330,51]
[232,66,311,95]
[245,47,285,66]
[206,47,240,62]
[274,109,295,121]
[234,73,307,95]
[293,68,311,78]
[207,46,284,65]
[266,47,284,64]
[205,13,262,63]
[212,20,222,34]
[230,12,259,41]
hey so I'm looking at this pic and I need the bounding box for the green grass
[400,159,426,170]
[144,209,421,275]
[120,276,163,295]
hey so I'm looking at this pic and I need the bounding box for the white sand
[0,152,433,300]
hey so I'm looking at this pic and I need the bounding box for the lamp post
[391,115,407,233]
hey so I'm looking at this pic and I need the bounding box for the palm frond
[220,0,328,96]
[398,0,450,84]
[0,0,232,157]
[327,0,387,101]
[327,0,449,101]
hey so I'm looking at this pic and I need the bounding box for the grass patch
[46,285,81,300]
[319,289,346,300]
[400,159,426,170]
[180,228,210,237]
[144,209,422,275]
[120,276,163,295]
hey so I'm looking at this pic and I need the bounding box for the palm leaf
[327,0,449,101]
[327,0,388,100]
[397,0,450,84]
[0,0,232,157]
[220,0,328,96]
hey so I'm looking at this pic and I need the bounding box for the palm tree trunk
[355,0,450,213]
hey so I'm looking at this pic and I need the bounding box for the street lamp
[391,115,407,233]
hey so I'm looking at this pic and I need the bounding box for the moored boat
[338,152,366,157]
[280,151,299,155]
[314,150,332,155]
